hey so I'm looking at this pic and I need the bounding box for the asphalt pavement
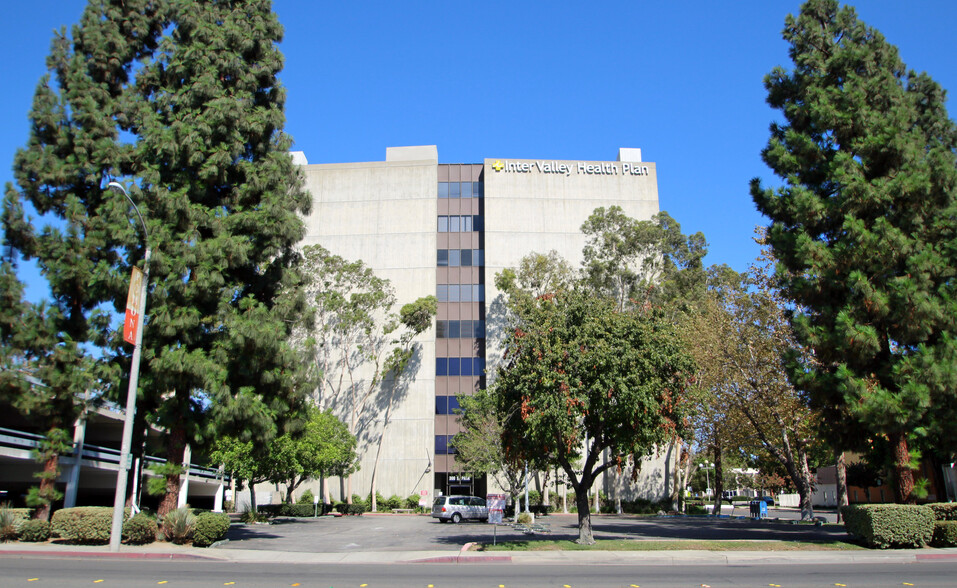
[1,509,955,567]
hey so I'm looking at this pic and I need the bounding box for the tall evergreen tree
[1,0,166,519]
[125,0,311,515]
[751,0,957,502]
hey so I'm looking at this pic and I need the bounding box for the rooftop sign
[490,159,650,177]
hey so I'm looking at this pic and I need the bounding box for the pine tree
[125,0,311,515]
[751,0,957,502]
[1,0,166,519]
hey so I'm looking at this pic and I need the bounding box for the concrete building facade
[246,146,676,508]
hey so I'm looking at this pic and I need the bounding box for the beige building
[243,146,676,508]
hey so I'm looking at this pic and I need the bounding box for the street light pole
[107,181,151,553]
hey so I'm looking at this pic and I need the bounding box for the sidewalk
[1,539,956,566]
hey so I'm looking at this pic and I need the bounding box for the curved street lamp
[107,181,151,553]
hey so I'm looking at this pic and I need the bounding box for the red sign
[123,267,144,345]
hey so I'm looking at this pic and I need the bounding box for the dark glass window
[448,396,461,413]
[474,182,483,198]
[449,183,461,198]
[473,249,483,266]
[473,357,485,375]
[435,396,448,414]
[473,215,483,232]
[435,435,448,455]
[438,216,448,232]
[474,320,486,339]
[448,357,461,376]
[473,285,484,302]
[460,320,472,339]
[448,320,460,339]
[436,320,447,338]
[460,249,472,267]
[436,357,448,376]
[438,182,449,199]
[437,250,448,267]
[460,182,471,199]
[460,358,472,376]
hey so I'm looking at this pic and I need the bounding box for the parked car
[760,496,775,506]
[431,495,489,523]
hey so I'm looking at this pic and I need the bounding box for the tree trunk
[835,451,848,523]
[574,481,595,545]
[797,446,815,521]
[158,425,187,517]
[34,452,59,522]
[711,445,723,516]
[249,481,258,514]
[892,432,915,503]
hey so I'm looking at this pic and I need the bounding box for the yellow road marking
[904,584,915,586]
[28,580,39,583]
[292,584,300,587]
[836,584,847,587]
[94,581,104,584]
[225,583,235,586]
[158,583,168,585]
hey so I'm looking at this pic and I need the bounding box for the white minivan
[431,495,489,523]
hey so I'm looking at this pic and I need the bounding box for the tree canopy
[751,0,957,502]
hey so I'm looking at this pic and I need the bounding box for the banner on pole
[123,267,144,345]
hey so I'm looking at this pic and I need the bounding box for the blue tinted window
[448,320,460,339]
[438,182,449,198]
[437,285,448,302]
[448,357,460,376]
[460,285,471,302]
[461,249,472,267]
[436,357,448,376]
[448,396,461,414]
[436,320,447,338]
[473,250,483,266]
[460,320,472,339]
[460,357,472,376]
[473,285,484,302]
[449,216,460,232]
[449,249,461,267]
[449,183,460,198]
[474,182,483,198]
[435,396,448,414]
[462,215,472,232]
[435,435,448,455]
[438,216,448,232]
[474,320,485,339]
[461,182,471,199]
[473,216,483,231]
[437,250,448,267]
[473,357,485,375]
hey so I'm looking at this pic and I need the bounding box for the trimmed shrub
[841,504,934,549]
[51,507,114,544]
[516,512,533,525]
[162,507,196,545]
[122,514,157,545]
[927,503,957,521]
[297,490,315,505]
[385,495,403,510]
[405,494,421,510]
[281,504,315,518]
[193,512,231,547]
[932,521,957,547]
[18,519,51,542]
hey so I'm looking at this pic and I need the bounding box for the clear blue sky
[2,1,955,299]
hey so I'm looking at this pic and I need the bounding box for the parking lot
[217,510,847,553]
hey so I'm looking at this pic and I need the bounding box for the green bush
[385,494,403,510]
[516,512,533,525]
[122,514,157,545]
[927,503,957,521]
[841,504,935,549]
[192,512,231,547]
[405,494,422,510]
[346,503,365,515]
[931,521,957,547]
[162,507,196,545]
[297,490,315,505]
[0,506,19,542]
[17,519,51,542]
[281,504,315,517]
[51,507,115,544]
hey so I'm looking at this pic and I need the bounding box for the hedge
[17,519,51,542]
[927,503,957,521]
[841,504,935,549]
[51,507,115,545]
[123,514,157,545]
[257,504,317,518]
[192,512,231,547]
[932,521,957,547]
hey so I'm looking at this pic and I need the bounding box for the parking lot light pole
[107,181,151,553]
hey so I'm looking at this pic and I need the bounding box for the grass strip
[476,539,865,552]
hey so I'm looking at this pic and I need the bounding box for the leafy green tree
[268,408,358,504]
[492,287,694,544]
[751,0,957,502]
